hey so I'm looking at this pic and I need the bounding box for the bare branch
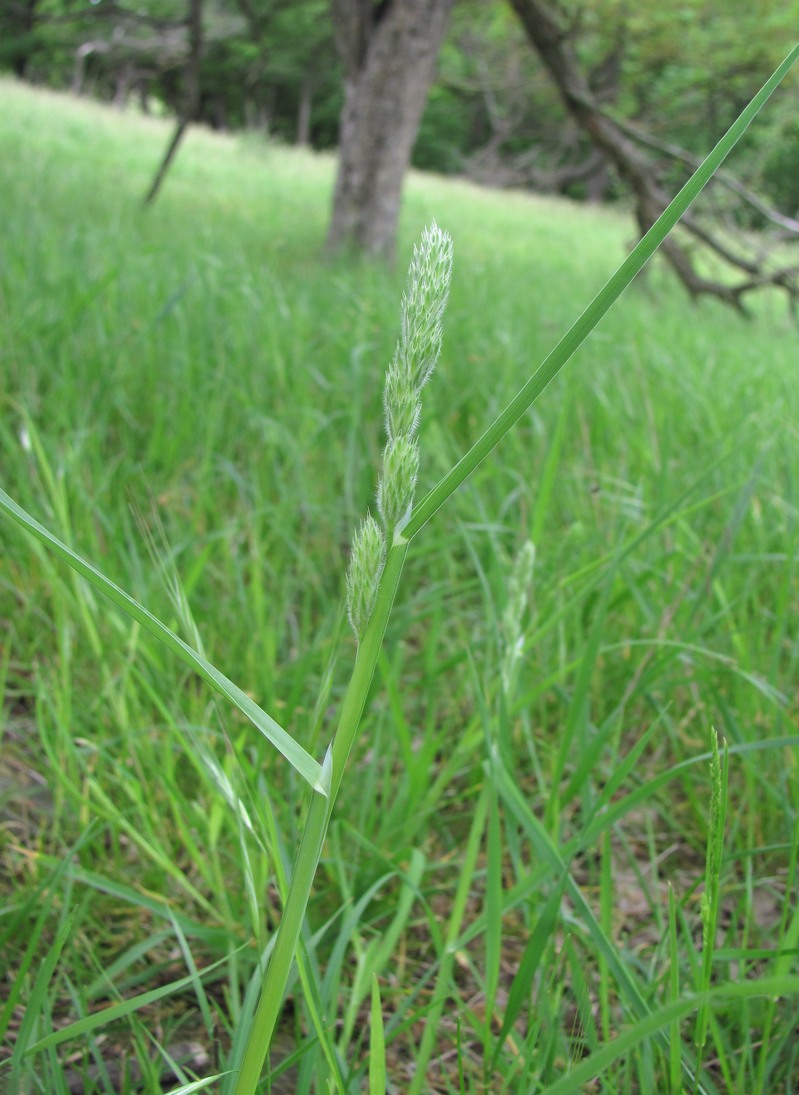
[508,0,798,312]
[3,0,185,31]
[616,115,799,236]
[143,0,203,206]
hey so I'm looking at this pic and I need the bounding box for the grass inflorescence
[2,53,799,1094]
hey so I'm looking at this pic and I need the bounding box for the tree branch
[508,0,798,313]
[143,0,203,206]
[614,115,799,236]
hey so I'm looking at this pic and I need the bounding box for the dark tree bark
[143,0,203,206]
[326,0,454,262]
[73,41,102,95]
[509,0,798,312]
[296,72,313,146]
[2,0,40,78]
[114,64,133,109]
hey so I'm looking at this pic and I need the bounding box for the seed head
[501,541,535,697]
[384,357,422,442]
[346,512,386,639]
[400,222,453,392]
[376,435,420,536]
[344,223,453,636]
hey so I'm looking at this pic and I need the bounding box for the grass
[2,69,799,1093]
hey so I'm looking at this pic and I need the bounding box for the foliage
[2,75,799,1092]
[415,0,799,203]
[761,112,799,215]
[0,0,341,142]
[3,1,798,210]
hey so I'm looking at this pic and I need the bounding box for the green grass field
[1,76,798,1093]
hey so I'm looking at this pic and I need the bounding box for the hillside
[2,78,798,1093]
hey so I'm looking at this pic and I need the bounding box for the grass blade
[407,784,490,1095]
[9,910,76,1086]
[369,975,387,1095]
[490,875,567,1072]
[403,43,799,540]
[668,884,681,1092]
[0,486,324,791]
[165,1078,230,1095]
[695,731,729,1051]
[20,953,232,1056]
[488,751,715,1093]
[540,976,799,1095]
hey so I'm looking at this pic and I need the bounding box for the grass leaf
[0,486,325,791]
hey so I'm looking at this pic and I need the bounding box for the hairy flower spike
[346,512,386,639]
[503,542,535,636]
[400,222,453,392]
[501,541,535,697]
[376,435,420,536]
[345,222,452,638]
[383,358,422,442]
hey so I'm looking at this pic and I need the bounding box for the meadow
[1,76,798,1093]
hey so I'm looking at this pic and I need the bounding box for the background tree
[415,0,799,215]
[0,0,41,78]
[507,0,799,310]
[144,0,204,204]
[2,0,796,297]
[325,0,454,261]
[416,0,612,197]
[0,0,338,141]
[222,0,340,140]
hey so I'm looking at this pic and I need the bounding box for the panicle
[383,357,422,442]
[345,222,453,639]
[376,435,420,536]
[501,541,535,697]
[400,222,454,392]
[346,512,386,639]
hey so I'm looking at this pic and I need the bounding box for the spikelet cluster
[346,223,453,639]
[346,513,386,639]
[501,541,535,697]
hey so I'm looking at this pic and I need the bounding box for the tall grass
[2,47,799,1093]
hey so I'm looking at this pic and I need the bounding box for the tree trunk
[114,65,133,109]
[5,0,39,79]
[143,0,203,206]
[508,0,657,208]
[326,0,454,262]
[296,72,313,146]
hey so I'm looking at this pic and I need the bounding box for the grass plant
[2,45,799,1093]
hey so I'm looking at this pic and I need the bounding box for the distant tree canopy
[5,0,796,215]
[3,0,797,296]
[1,0,343,144]
[417,0,799,217]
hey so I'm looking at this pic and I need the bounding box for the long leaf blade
[20,953,233,1056]
[540,976,799,1095]
[0,486,324,791]
[404,43,799,540]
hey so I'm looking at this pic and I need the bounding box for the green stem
[232,791,328,1095]
[329,542,409,801]
[403,42,799,542]
[232,541,408,1095]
